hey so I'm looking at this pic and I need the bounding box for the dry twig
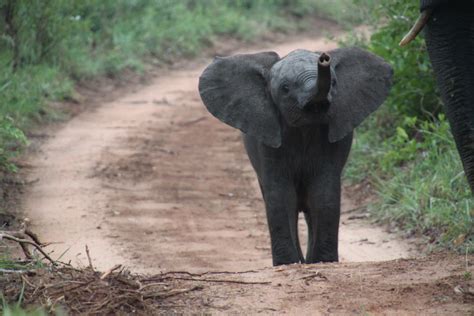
[299,272,327,281]
[178,116,206,126]
[100,264,122,280]
[0,232,56,265]
[85,245,94,270]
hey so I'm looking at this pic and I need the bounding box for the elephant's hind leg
[289,207,305,263]
[260,182,301,266]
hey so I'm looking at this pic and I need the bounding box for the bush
[0,115,27,171]
[345,0,472,252]
[0,0,327,173]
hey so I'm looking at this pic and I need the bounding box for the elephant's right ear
[198,52,282,148]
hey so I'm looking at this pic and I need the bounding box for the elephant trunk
[313,52,331,106]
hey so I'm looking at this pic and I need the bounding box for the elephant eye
[280,84,290,94]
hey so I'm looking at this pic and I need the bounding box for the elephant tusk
[399,9,433,47]
[314,52,332,105]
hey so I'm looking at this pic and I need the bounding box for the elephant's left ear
[326,47,393,143]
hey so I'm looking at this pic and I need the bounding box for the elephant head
[400,0,474,193]
[198,47,393,147]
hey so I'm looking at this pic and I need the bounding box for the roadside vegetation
[0,0,369,217]
[0,0,372,217]
[344,0,473,253]
[0,0,307,172]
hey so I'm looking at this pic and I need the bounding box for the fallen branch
[0,232,56,265]
[24,228,42,245]
[46,279,95,296]
[116,275,141,288]
[100,264,122,280]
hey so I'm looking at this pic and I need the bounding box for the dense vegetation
[0,0,339,172]
[345,0,472,252]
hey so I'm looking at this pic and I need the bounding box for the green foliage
[0,254,51,314]
[345,0,473,252]
[1,297,51,316]
[312,0,377,27]
[1,306,46,316]
[0,0,329,173]
[367,1,442,125]
[0,115,27,171]
[0,0,376,173]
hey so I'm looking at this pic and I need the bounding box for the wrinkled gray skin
[420,0,474,193]
[199,47,392,265]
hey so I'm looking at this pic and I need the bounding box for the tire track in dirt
[22,27,413,273]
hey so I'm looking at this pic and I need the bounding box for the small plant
[0,115,27,172]
[464,271,472,281]
[1,301,49,316]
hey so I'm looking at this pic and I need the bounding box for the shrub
[345,0,472,252]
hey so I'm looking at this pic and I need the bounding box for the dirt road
[20,22,472,314]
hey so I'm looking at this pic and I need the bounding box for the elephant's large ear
[199,52,281,148]
[327,47,393,143]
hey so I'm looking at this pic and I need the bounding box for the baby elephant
[198,47,392,266]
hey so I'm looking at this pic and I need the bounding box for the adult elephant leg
[259,180,301,266]
[424,4,474,192]
[305,176,342,263]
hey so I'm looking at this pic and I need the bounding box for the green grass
[0,250,50,314]
[1,306,48,316]
[311,0,377,27]
[346,116,473,252]
[0,0,371,172]
[1,291,53,316]
[342,0,473,252]
[0,255,45,271]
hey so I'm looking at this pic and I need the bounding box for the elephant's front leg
[260,181,300,266]
[305,176,341,263]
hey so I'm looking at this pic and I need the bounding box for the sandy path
[21,29,414,274]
